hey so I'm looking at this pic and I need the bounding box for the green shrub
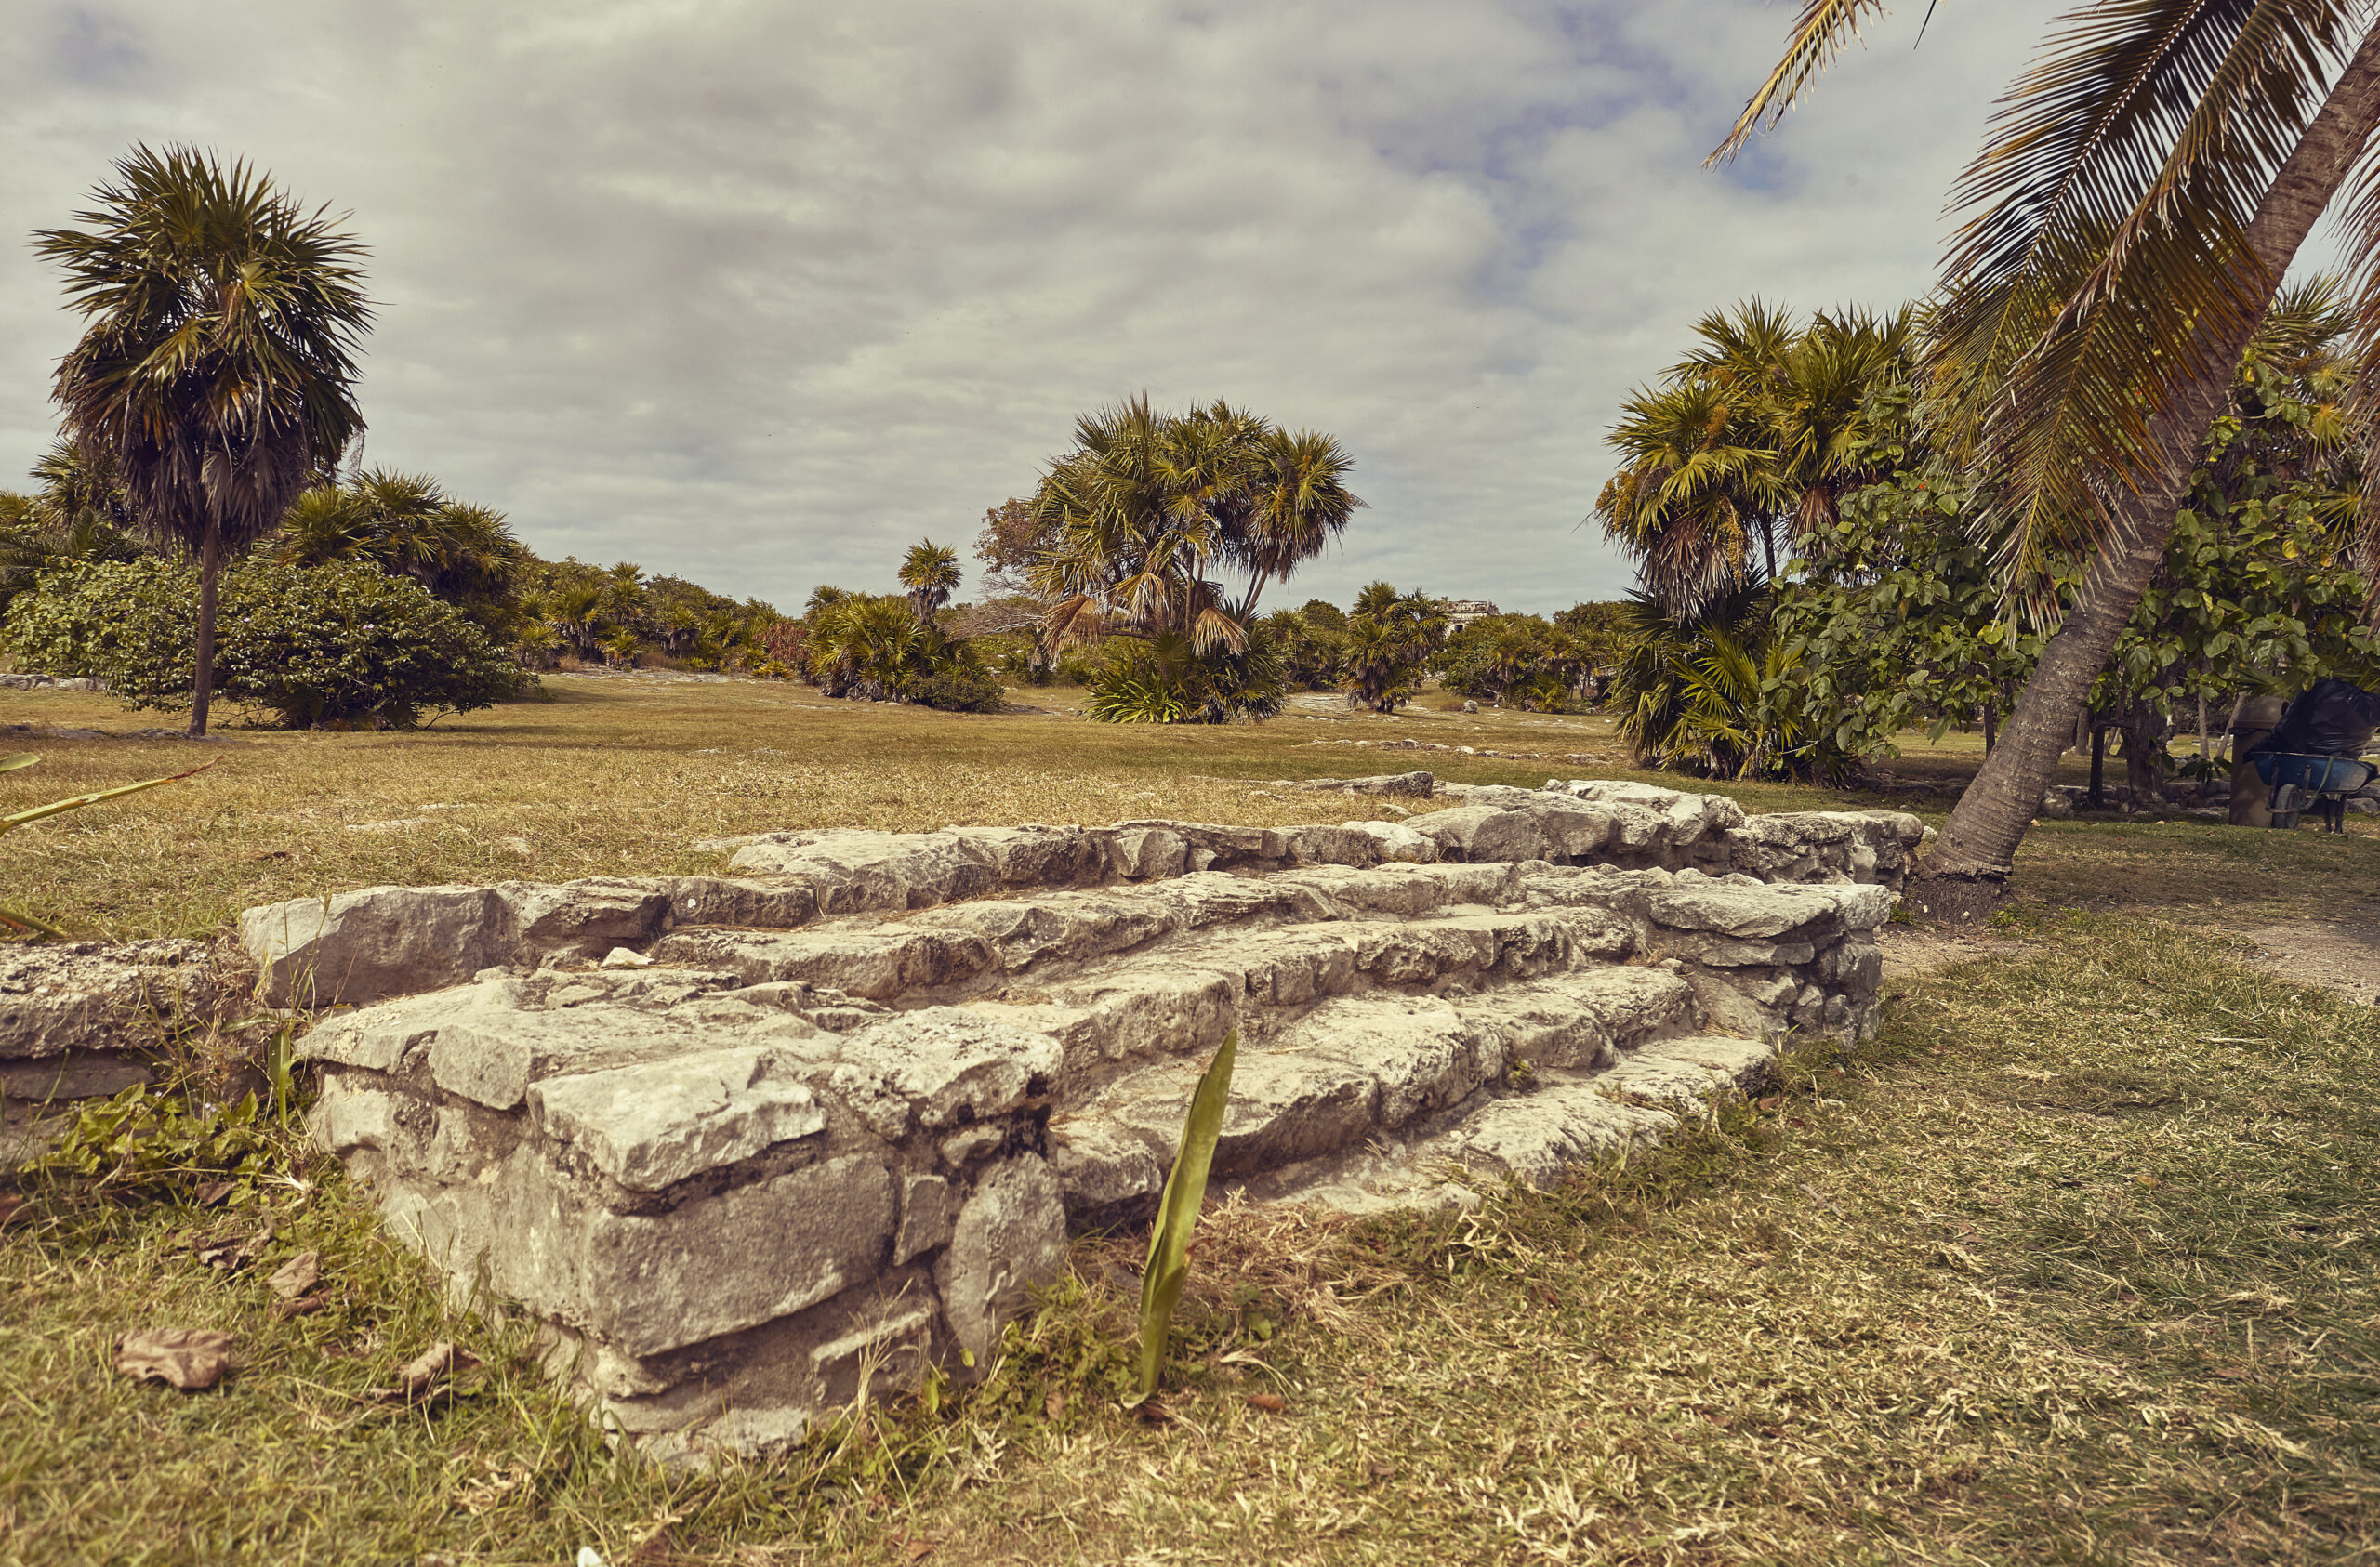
[7,558,528,728]
[906,643,1007,713]
[1086,630,1285,724]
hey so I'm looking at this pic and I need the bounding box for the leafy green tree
[7,558,521,728]
[34,147,371,737]
[1596,303,1914,612]
[277,468,529,637]
[1726,4,2380,914]
[1337,583,1446,713]
[1435,614,1592,710]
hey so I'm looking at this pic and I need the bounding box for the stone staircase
[242,778,1922,1463]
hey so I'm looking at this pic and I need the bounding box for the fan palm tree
[1721,2,2380,914]
[898,540,962,625]
[1597,303,1914,612]
[33,146,371,737]
[277,467,528,627]
[1030,397,1363,658]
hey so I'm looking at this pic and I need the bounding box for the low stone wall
[0,779,1924,1464]
[261,781,1918,1464]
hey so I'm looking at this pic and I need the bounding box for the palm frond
[1711,0,1896,165]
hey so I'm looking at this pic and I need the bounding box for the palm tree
[1722,3,2380,915]
[277,467,528,631]
[1030,397,1363,657]
[33,146,371,737]
[1597,303,1913,612]
[898,540,962,625]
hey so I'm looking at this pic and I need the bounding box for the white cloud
[0,0,2064,613]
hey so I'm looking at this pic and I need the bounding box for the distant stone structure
[1440,599,1501,628]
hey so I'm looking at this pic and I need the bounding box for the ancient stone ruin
[7,778,1924,1464]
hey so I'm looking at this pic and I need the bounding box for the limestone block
[893,1173,959,1263]
[912,889,1181,974]
[243,886,514,1007]
[1547,780,1747,840]
[1291,994,1499,1127]
[0,1048,153,1100]
[0,940,221,1070]
[531,1045,826,1191]
[1820,939,1884,995]
[948,825,1106,888]
[1104,825,1188,879]
[1340,820,1435,863]
[1443,1079,1673,1184]
[655,876,820,931]
[500,878,671,954]
[935,1156,1067,1361]
[1276,824,1381,868]
[306,1071,400,1153]
[827,1010,1061,1139]
[1038,963,1240,1069]
[429,1003,701,1111]
[724,829,997,913]
[1414,805,1544,863]
[297,972,526,1073]
[650,926,997,1001]
[1047,1116,1165,1220]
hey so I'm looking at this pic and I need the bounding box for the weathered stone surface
[531,1046,825,1191]
[935,1157,1067,1361]
[724,829,999,911]
[828,1011,1061,1139]
[244,886,513,1007]
[272,778,1906,1465]
[0,939,225,1062]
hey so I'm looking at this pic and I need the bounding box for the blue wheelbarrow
[2254,752,2376,832]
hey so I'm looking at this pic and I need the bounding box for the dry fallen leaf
[192,1180,236,1208]
[116,1327,235,1390]
[1043,1388,1066,1421]
[366,1340,482,1403]
[267,1249,321,1301]
[1248,1392,1286,1413]
[191,1223,273,1271]
[271,1291,333,1321]
[0,1192,24,1230]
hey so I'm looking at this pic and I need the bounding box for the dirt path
[2227,920,2380,1007]
[1879,924,2030,980]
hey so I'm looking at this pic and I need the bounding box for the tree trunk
[1909,26,2380,920]
[2122,698,2170,804]
[2088,719,2108,808]
[1982,700,1999,757]
[2228,692,2284,828]
[190,523,220,740]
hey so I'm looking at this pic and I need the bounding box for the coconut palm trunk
[1912,23,2380,918]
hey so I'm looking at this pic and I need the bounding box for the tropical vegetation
[33,146,372,738]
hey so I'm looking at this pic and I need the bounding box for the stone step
[1046,962,1701,1226]
[1233,1034,1778,1215]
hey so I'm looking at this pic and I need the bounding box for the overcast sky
[1,1,2074,614]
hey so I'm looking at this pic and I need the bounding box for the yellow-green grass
[1,676,2363,940]
[7,916,2377,1563]
[8,678,2380,1565]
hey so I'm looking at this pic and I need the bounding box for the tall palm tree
[1597,303,1914,612]
[897,540,962,625]
[1721,3,2380,915]
[34,146,370,736]
[1030,397,1363,657]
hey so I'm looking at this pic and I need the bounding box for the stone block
[531,1046,826,1191]
[242,886,513,1007]
[827,1010,1061,1139]
[935,1156,1067,1362]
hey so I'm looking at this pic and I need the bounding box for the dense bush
[7,558,529,728]
[1086,630,1286,723]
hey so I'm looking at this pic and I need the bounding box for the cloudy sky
[1,0,2073,614]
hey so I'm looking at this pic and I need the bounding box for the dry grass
[8,679,2380,1564]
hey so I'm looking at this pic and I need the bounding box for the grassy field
[6,677,2380,1565]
